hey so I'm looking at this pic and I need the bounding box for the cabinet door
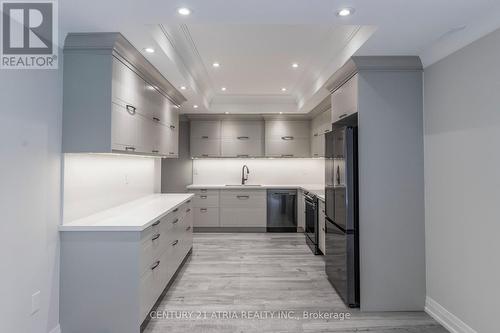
[111,102,139,152]
[166,111,179,158]
[331,74,358,123]
[191,139,220,157]
[219,190,266,227]
[221,120,264,157]
[191,120,221,139]
[311,133,325,158]
[194,207,219,227]
[265,138,310,157]
[221,139,263,157]
[265,120,310,139]
[112,57,145,111]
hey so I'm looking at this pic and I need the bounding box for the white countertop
[186,184,325,201]
[59,193,194,232]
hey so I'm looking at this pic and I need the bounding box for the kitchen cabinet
[190,120,221,157]
[331,74,358,123]
[310,109,331,157]
[318,200,326,254]
[62,33,185,156]
[60,197,193,333]
[191,189,220,227]
[221,120,264,157]
[265,120,310,157]
[220,190,266,227]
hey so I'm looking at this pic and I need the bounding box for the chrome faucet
[241,165,250,185]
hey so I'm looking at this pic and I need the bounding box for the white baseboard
[425,297,477,333]
[48,324,61,333]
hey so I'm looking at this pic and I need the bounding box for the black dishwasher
[267,190,297,232]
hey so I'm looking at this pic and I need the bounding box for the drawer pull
[339,113,348,119]
[186,226,191,231]
[314,154,319,157]
[314,133,319,137]
[152,150,159,154]
[125,146,136,151]
[237,195,250,200]
[173,208,179,213]
[200,189,208,192]
[200,208,208,212]
[151,260,160,270]
[281,154,293,158]
[201,136,209,139]
[171,240,179,246]
[169,152,175,155]
[237,136,249,140]
[281,136,294,140]
[201,154,209,157]
[187,200,191,203]
[186,208,191,213]
[153,117,160,122]
[324,129,330,133]
[170,125,176,129]
[152,220,160,227]
[200,195,207,199]
[126,105,136,115]
[237,154,249,158]
[151,233,160,241]
[172,218,179,224]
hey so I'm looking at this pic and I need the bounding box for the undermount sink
[225,184,262,187]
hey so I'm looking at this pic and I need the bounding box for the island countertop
[59,193,194,232]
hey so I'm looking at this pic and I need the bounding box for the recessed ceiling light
[221,87,227,91]
[144,47,155,53]
[193,105,199,109]
[212,62,220,68]
[279,112,283,114]
[177,7,191,16]
[180,86,187,90]
[337,8,354,17]
[291,63,299,68]
[281,88,287,92]
[224,112,229,114]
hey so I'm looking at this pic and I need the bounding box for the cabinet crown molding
[64,32,187,106]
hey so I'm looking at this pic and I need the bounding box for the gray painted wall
[0,57,62,331]
[358,70,426,311]
[424,28,500,333]
[161,120,193,193]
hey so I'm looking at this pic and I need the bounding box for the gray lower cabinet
[191,189,220,227]
[220,190,266,227]
[62,33,184,157]
[265,120,310,157]
[60,200,193,333]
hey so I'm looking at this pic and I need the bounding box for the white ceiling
[58,0,500,114]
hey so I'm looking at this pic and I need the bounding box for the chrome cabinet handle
[171,240,179,246]
[237,154,249,158]
[125,146,136,151]
[281,136,294,140]
[173,208,179,213]
[281,154,293,157]
[152,233,160,241]
[324,129,330,133]
[339,113,348,119]
[169,152,175,155]
[152,220,160,227]
[200,208,208,212]
[172,218,179,224]
[170,125,176,129]
[187,200,191,203]
[186,208,191,213]
[314,133,319,137]
[201,154,209,157]
[153,117,160,122]
[200,195,207,199]
[237,136,249,140]
[237,195,250,200]
[200,189,208,192]
[186,226,191,231]
[126,105,136,115]
[151,260,160,270]
[152,150,159,154]
[201,136,209,139]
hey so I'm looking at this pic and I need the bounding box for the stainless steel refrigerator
[324,120,360,308]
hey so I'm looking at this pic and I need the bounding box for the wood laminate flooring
[144,233,446,333]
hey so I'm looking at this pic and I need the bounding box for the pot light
[224,112,229,114]
[291,63,299,68]
[221,87,227,91]
[212,62,220,68]
[177,7,191,16]
[180,86,187,90]
[281,88,287,92]
[279,112,283,114]
[144,47,155,54]
[193,105,199,109]
[337,8,354,17]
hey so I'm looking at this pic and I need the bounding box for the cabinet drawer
[220,207,266,227]
[194,207,219,227]
[191,190,219,207]
[220,190,266,208]
[221,138,263,157]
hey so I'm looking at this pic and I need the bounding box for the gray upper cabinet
[331,74,358,123]
[310,109,331,157]
[190,120,221,157]
[221,120,264,157]
[62,33,185,157]
[265,120,310,157]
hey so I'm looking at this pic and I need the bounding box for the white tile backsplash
[192,158,325,185]
[63,154,161,223]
